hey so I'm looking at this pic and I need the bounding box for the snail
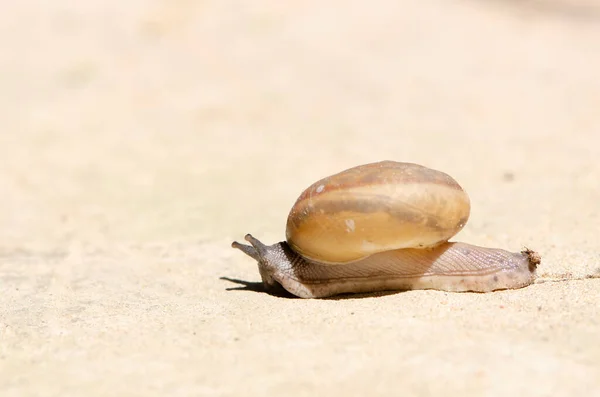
[232,161,540,298]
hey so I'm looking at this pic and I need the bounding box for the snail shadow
[219,276,298,298]
[220,276,405,300]
[322,290,404,300]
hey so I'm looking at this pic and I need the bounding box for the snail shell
[286,161,470,263]
[232,161,540,298]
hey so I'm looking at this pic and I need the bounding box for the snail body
[232,161,540,298]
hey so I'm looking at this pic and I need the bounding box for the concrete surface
[1,1,599,396]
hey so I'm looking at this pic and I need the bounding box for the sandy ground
[1,0,599,396]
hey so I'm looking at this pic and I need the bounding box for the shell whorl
[285,161,471,264]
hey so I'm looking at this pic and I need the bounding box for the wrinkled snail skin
[231,161,541,299]
[232,236,539,299]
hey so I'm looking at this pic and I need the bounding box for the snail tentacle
[231,234,274,262]
[232,235,302,294]
[231,241,259,261]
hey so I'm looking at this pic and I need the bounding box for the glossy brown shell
[285,161,471,263]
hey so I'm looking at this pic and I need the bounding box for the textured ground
[1,0,599,396]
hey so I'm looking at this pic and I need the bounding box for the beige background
[1,0,599,396]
